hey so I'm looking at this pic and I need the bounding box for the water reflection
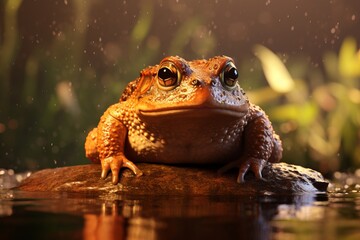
[83,213,125,240]
[272,193,360,240]
[2,190,358,239]
[275,202,327,221]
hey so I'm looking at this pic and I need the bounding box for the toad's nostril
[191,79,202,86]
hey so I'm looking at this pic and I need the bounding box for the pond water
[1,171,360,240]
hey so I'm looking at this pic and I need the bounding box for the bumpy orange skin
[85,56,282,184]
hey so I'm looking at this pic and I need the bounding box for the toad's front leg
[219,105,282,183]
[85,104,143,184]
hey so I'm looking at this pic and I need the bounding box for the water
[0,172,360,240]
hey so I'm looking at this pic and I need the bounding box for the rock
[17,162,328,195]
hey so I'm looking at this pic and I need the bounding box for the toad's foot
[101,154,143,184]
[218,157,267,183]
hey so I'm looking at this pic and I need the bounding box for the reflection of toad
[85,56,282,184]
[83,203,125,240]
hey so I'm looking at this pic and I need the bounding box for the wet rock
[17,162,328,195]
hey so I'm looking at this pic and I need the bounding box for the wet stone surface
[17,163,329,195]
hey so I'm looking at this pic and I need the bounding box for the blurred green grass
[0,0,359,175]
[251,38,360,175]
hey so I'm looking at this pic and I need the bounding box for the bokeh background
[1,0,359,176]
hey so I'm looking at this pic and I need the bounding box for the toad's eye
[221,62,238,90]
[158,67,176,80]
[157,62,181,90]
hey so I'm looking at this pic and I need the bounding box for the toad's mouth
[138,105,248,118]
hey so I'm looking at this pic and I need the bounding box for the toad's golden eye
[220,62,238,90]
[157,62,181,90]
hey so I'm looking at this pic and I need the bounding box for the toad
[85,56,282,184]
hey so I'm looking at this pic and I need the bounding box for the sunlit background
[1,0,359,176]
